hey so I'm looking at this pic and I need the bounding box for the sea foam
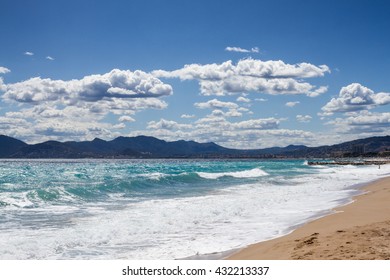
[197,167,268,179]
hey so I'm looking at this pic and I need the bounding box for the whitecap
[197,168,268,179]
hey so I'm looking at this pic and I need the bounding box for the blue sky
[1,0,390,148]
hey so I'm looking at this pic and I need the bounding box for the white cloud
[225,109,243,118]
[225,46,260,53]
[153,58,329,96]
[296,114,312,123]
[328,111,390,134]
[194,98,239,109]
[46,56,55,61]
[2,107,117,143]
[106,98,168,113]
[129,116,313,149]
[2,69,172,104]
[195,115,226,125]
[118,116,135,122]
[2,108,117,143]
[194,99,253,119]
[147,119,192,131]
[255,98,267,102]
[194,116,280,131]
[285,101,300,107]
[0,66,10,74]
[113,123,126,129]
[236,96,251,103]
[307,86,328,97]
[24,51,34,56]
[210,109,242,118]
[0,69,172,142]
[34,121,88,137]
[0,78,6,92]
[181,114,195,119]
[321,83,390,115]
[232,118,280,130]
[0,116,29,129]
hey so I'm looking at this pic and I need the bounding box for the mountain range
[0,134,389,159]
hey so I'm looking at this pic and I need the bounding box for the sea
[0,158,388,260]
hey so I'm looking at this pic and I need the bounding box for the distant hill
[11,140,85,158]
[0,135,389,159]
[281,136,390,158]
[0,135,28,157]
[1,135,236,158]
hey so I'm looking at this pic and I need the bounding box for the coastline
[227,176,390,260]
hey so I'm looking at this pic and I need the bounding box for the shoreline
[226,176,390,260]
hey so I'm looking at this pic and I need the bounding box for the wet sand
[227,176,390,260]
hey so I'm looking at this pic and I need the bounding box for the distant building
[352,144,365,155]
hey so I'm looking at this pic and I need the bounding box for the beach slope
[228,177,390,260]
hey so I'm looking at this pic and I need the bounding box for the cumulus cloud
[225,109,243,118]
[147,119,192,131]
[296,114,312,123]
[194,116,280,130]
[328,111,390,134]
[210,109,242,118]
[1,105,116,142]
[194,98,239,109]
[0,78,6,92]
[0,69,172,142]
[285,101,300,107]
[105,98,168,114]
[24,51,34,56]
[118,116,135,122]
[129,115,313,149]
[153,58,329,96]
[321,83,390,115]
[236,96,251,103]
[232,118,280,130]
[0,116,29,129]
[46,56,55,61]
[3,108,117,143]
[0,66,10,74]
[2,69,172,104]
[34,121,88,137]
[225,46,260,53]
[113,123,126,129]
[181,114,195,119]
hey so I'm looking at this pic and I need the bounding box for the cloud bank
[0,69,172,142]
[3,69,172,104]
[328,111,390,134]
[153,58,329,96]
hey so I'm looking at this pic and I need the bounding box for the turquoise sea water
[0,159,388,259]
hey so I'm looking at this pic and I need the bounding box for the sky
[0,0,390,148]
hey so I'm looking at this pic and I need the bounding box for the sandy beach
[227,176,390,260]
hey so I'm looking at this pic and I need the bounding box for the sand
[227,176,390,260]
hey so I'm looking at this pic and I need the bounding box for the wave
[136,172,167,180]
[196,168,269,179]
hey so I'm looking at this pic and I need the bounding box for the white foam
[197,168,268,179]
[0,191,35,209]
[138,172,166,180]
